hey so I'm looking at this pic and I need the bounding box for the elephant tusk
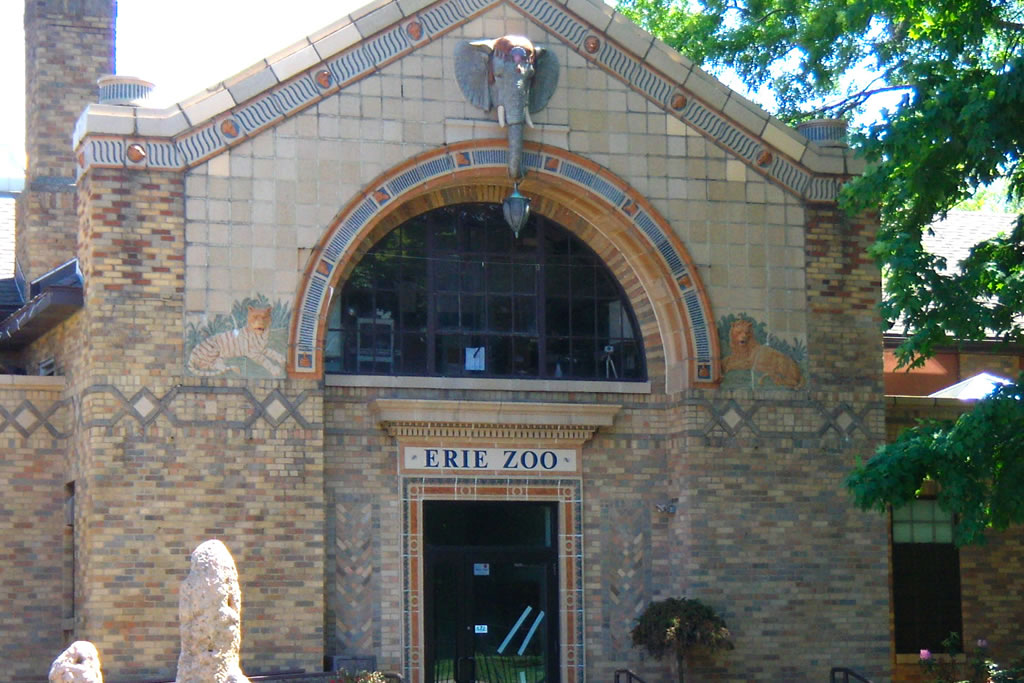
[497,105,507,128]
[524,108,535,129]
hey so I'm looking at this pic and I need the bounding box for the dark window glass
[425,501,555,548]
[892,501,963,653]
[324,203,646,380]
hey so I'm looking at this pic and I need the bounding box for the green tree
[616,0,1024,542]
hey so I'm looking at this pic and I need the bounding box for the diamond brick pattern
[0,384,322,439]
[333,495,379,655]
[600,499,652,657]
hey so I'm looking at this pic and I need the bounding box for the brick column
[18,0,115,281]
[72,166,325,679]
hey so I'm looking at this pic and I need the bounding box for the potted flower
[631,597,734,682]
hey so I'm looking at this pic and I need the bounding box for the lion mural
[721,317,805,389]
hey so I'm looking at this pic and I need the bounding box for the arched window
[324,203,646,381]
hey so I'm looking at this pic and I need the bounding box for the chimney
[18,0,116,282]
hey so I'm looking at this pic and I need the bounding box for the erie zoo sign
[402,446,579,475]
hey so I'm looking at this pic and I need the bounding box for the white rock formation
[175,539,250,683]
[49,641,103,683]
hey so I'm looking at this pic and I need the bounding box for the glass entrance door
[424,502,559,683]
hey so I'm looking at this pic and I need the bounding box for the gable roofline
[72,0,861,201]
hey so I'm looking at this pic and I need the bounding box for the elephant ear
[454,40,495,112]
[528,47,559,113]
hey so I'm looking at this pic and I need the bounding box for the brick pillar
[18,0,115,281]
[805,205,884,392]
[73,166,325,679]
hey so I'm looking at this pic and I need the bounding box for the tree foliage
[617,0,1024,363]
[617,0,1024,541]
[631,597,734,682]
[847,379,1024,544]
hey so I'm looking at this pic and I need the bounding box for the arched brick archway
[290,140,719,391]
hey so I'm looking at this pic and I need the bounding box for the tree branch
[808,84,916,117]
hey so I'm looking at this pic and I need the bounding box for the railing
[830,666,873,683]
[614,669,649,683]
[249,674,403,683]
[134,671,402,683]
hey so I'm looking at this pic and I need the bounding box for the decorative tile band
[75,0,848,200]
[292,142,714,381]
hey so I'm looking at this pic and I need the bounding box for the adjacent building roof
[923,210,1018,272]
[928,371,1012,400]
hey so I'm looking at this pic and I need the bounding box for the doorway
[424,501,560,683]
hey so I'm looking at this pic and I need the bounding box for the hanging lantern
[502,183,531,238]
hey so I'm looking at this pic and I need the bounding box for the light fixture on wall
[655,501,678,514]
[502,183,531,238]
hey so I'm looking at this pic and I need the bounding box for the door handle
[456,655,476,682]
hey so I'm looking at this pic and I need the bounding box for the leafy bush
[631,597,734,682]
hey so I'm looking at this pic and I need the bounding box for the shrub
[631,597,734,682]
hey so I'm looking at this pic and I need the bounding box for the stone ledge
[326,373,650,394]
[0,375,65,390]
[369,398,621,428]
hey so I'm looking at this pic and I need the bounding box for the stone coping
[369,398,621,427]
[72,0,861,181]
[0,375,65,390]
[326,374,651,394]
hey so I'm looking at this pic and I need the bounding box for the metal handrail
[129,670,403,683]
[830,666,873,683]
[614,669,650,683]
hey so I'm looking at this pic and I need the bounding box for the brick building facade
[1,0,1020,681]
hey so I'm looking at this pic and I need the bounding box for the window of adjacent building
[892,499,962,653]
[324,203,646,381]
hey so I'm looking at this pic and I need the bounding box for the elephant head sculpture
[454,35,560,180]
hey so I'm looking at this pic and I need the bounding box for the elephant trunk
[507,122,525,180]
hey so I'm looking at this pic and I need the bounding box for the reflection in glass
[325,203,646,380]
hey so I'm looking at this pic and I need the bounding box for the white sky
[0,0,360,178]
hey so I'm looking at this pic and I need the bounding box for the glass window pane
[514,264,537,294]
[488,263,513,292]
[547,337,570,378]
[399,289,427,329]
[911,499,935,521]
[571,264,595,294]
[435,334,463,375]
[462,261,485,291]
[892,523,912,543]
[397,333,427,374]
[462,295,486,332]
[572,338,598,378]
[515,337,539,376]
[933,524,953,544]
[489,296,513,332]
[546,265,571,295]
[489,335,513,376]
[514,296,536,333]
[911,522,934,543]
[892,505,914,522]
[436,259,459,291]
[328,202,645,381]
[546,298,570,336]
[571,299,596,336]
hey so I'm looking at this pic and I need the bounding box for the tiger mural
[186,305,285,377]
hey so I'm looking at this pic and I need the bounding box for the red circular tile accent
[220,119,239,138]
[671,93,687,110]
[757,150,774,167]
[584,36,600,53]
[126,144,146,163]
[315,69,332,89]
[406,21,423,41]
